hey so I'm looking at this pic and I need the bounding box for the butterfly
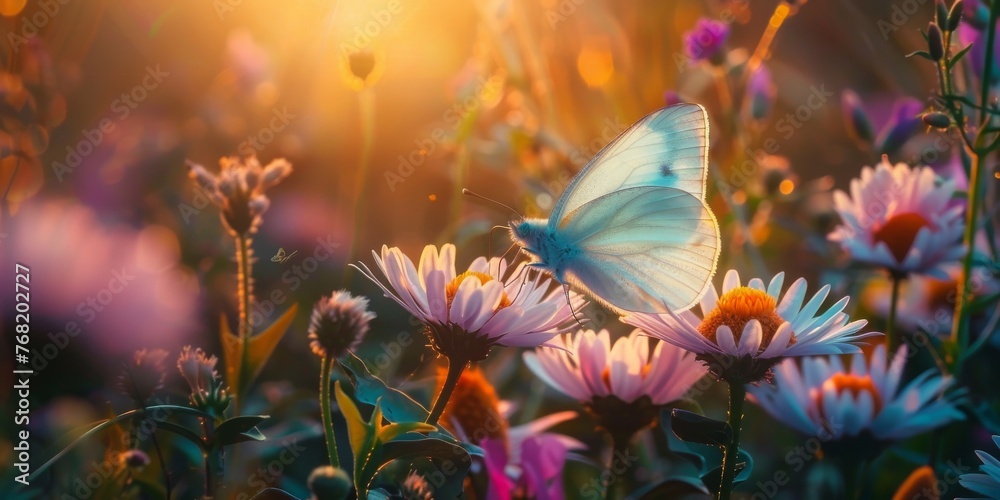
[507,103,720,314]
[271,247,298,264]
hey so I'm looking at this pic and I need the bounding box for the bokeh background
[1,0,994,498]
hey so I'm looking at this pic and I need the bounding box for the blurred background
[1,0,987,497]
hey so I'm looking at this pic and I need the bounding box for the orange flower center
[439,368,508,446]
[814,373,882,417]
[697,287,790,353]
[872,212,930,263]
[445,271,512,315]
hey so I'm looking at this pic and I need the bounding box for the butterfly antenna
[463,189,522,219]
[563,283,585,327]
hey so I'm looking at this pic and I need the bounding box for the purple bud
[875,98,924,155]
[747,65,775,120]
[683,19,730,64]
[841,90,875,144]
[922,111,952,128]
[928,23,945,61]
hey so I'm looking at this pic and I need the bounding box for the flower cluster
[186,156,292,236]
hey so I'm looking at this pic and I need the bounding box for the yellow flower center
[439,368,508,446]
[445,271,512,313]
[697,287,789,352]
[814,373,882,416]
[872,212,930,263]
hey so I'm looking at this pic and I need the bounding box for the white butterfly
[508,103,720,314]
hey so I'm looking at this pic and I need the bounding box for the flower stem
[319,355,340,468]
[426,357,467,425]
[719,381,746,500]
[343,87,376,288]
[887,274,902,354]
[606,432,632,500]
[235,233,253,413]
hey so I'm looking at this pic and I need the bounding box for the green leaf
[967,291,1000,314]
[212,415,270,447]
[377,422,436,444]
[220,304,300,397]
[151,419,207,451]
[334,380,374,461]
[671,409,733,447]
[367,438,472,496]
[659,408,708,474]
[905,50,934,61]
[948,43,974,69]
[339,351,430,423]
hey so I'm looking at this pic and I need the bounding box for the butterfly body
[508,104,721,314]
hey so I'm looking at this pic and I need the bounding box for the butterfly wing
[549,103,709,224]
[557,185,720,314]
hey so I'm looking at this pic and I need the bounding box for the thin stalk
[319,355,340,468]
[343,87,376,287]
[887,274,903,354]
[980,0,999,126]
[235,233,253,413]
[745,3,792,78]
[954,150,986,356]
[426,358,467,425]
[718,381,746,500]
[125,368,172,499]
[605,432,632,500]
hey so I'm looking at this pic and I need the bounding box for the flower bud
[947,1,964,31]
[308,466,352,500]
[936,0,950,29]
[921,111,951,128]
[875,98,924,155]
[841,90,875,144]
[927,23,945,61]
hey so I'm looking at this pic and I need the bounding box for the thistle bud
[921,111,951,128]
[308,291,376,359]
[927,23,945,61]
[947,1,964,31]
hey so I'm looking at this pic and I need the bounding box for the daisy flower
[524,329,707,446]
[622,269,876,384]
[355,244,582,424]
[439,368,584,500]
[959,435,1000,499]
[829,156,964,278]
[748,344,963,458]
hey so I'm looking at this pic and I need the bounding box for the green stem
[719,381,746,500]
[605,432,632,500]
[343,87,376,287]
[887,274,902,354]
[319,355,340,468]
[426,358,467,425]
[236,233,253,412]
[980,0,998,126]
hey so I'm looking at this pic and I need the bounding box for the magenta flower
[683,19,730,63]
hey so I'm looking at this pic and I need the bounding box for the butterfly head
[508,218,547,255]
